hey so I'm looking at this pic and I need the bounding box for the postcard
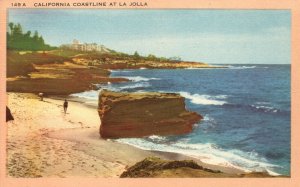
[0,0,299,186]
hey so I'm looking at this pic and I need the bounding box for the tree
[169,56,182,62]
[160,57,168,62]
[33,31,39,41]
[147,54,157,61]
[8,22,14,35]
[24,31,31,37]
[133,51,140,66]
[7,22,56,51]
[13,23,23,36]
[134,51,140,58]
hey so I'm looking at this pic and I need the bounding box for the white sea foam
[115,138,281,175]
[148,135,167,141]
[185,67,205,70]
[213,95,228,99]
[266,169,281,176]
[71,78,152,99]
[179,92,227,105]
[119,82,150,90]
[256,101,271,105]
[185,67,226,70]
[71,83,128,100]
[119,76,160,82]
[199,115,217,132]
[99,84,122,92]
[109,70,132,73]
[228,65,257,69]
[203,115,211,121]
[147,135,168,143]
[251,104,278,113]
[70,90,99,100]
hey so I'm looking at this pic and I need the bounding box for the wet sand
[6,92,243,178]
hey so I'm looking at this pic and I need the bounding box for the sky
[8,9,290,64]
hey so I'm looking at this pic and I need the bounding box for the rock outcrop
[98,90,202,138]
[120,157,278,178]
[6,106,14,122]
[120,157,227,177]
[7,50,225,95]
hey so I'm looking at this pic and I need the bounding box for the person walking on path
[63,99,68,114]
[38,93,44,101]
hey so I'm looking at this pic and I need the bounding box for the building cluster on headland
[60,39,110,53]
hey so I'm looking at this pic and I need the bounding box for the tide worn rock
[120,157,278,178]
[98,90,203,138]
[120,157,221,178]
[6,106,14,122]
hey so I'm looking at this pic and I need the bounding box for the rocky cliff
[98,90,202,138]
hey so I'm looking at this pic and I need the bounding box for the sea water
[72,64,290,175]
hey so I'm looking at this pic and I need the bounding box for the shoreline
[6,92,247,177]
[7,49,228,96]
[47,127,244,175]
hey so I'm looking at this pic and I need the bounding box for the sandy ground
[6,92,242,178]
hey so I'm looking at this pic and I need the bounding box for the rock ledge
[98,89,202,138]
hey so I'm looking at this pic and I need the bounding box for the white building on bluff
[61,39,109,53]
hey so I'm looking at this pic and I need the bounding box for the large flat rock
[98,89,202,138]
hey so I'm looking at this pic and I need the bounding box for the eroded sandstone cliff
[98,89,202,138]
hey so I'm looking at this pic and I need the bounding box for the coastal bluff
[98,90,203,138]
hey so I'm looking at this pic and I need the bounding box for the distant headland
[7,23,226,95]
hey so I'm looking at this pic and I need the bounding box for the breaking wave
[119,82,151,90]
[115,137,281,175]
[179,92,227,105]
[119,76,161,82]
[228,65,257,69]
[70,90,99,100]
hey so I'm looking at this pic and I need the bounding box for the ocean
[72,64,291,175]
